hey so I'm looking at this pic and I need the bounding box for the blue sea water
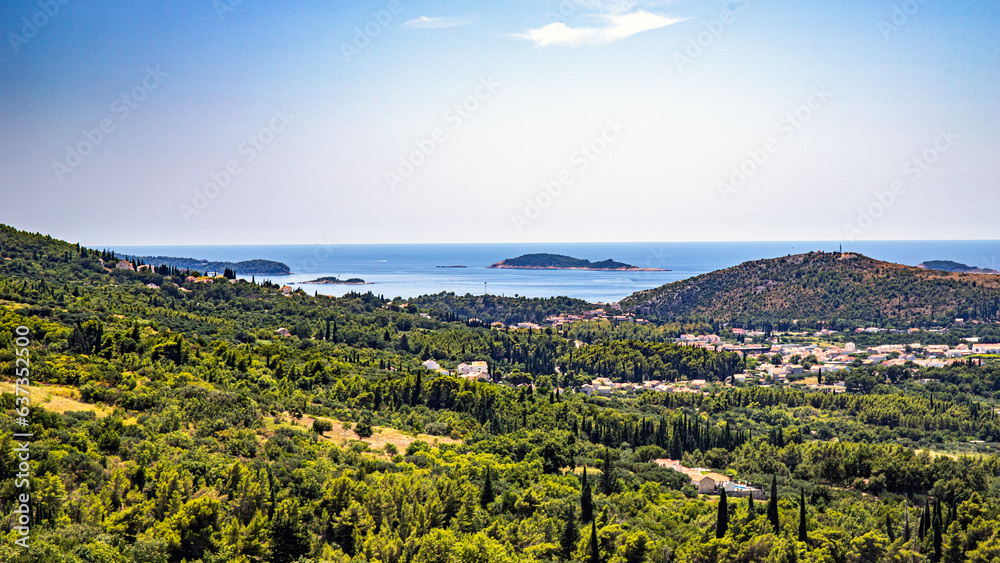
[109,241,1000,303]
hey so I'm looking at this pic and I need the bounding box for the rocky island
[296,276,372,285]
[489,253,668,271]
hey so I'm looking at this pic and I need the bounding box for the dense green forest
[3,225,1000,562]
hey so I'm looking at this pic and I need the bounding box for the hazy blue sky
[1,0,997,245]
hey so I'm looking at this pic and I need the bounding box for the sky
[0,0,998,246]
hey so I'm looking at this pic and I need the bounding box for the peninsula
[136,255,291,275]
[489,253,668,271]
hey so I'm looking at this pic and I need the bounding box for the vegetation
[490,254,652,271]
[133,256,292,275]
[622,251,1000,327]
[2,225,1000,562]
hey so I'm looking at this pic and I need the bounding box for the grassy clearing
[267,413,460,456]
[0,381,112,417]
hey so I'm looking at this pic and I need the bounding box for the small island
[489,253,668,271]
[436,265,467,268]
[296,276,372,285]
[918,260,999,275]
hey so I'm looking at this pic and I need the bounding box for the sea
[109,241,1000,303]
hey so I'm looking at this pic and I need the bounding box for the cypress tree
[767,475,780,533]
[581,467,594,523]
[798,488,808,542]
[904,503,911,543]
[588,520,601,563]
[716,489,729,539]
[886,513,895,543]
[480,466,494,508]
[560,505,580,561]
[933,501,943,562]
[747,491,756,523]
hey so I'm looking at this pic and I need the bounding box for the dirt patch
[0,381,112,417]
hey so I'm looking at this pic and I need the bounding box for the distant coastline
[436,265,467,268]
[135,255,291,275]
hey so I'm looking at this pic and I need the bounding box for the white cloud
[404,15,477,29]
[517,10,685,47]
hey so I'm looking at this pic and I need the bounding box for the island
[917,260,999,275]
[489,253,668,271]
[137,256,291,275]
[296,276,372,285]
[436,265,467,268]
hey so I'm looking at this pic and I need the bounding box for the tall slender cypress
[588,520,601,563]
[798,488,808,542]
[747,491,756,523]
[904,503,911,543]
[716,489,729,539]
[886,513,895,543]
[480,466,494,508]
[767,475,780,533]
[581,467,594,523]
[560,505,579,561]
[933,500,943,562]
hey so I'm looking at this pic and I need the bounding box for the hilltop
[621,251,1000,324]
[490,253,667,271]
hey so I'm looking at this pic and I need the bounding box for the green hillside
[4,226,1000,562]
[621,251,1000,325]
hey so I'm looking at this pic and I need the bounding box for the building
[275,327,291,337]
[280,285,293,295]
[116,260,134,271]
[421,359,440,371]
[457,361,488,376]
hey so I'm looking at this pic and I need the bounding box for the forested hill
[134,256,291,275]
[621,251,1000,325]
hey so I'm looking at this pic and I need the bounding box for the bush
[354,420,373,438]
[313,419,333,434]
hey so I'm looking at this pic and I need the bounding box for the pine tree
[798,488,807,542]
[270,500,311,563]
[588,520,601,563]
[581,467,594,523]
[560,504,580,561]
[767,475,780,533]
[941,520,965,563]
[716,489,729,539]
[480,466,494,508]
